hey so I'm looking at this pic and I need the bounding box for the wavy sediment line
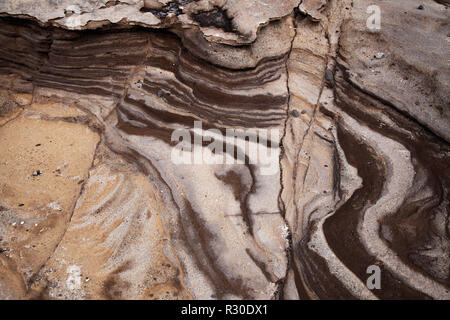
[322,97,450,299]
[0,0,449,300]
[338,109,450,300]
[308,210,378,299]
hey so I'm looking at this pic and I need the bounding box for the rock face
[0,0,448,300]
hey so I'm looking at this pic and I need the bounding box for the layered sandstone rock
[0,0,448,300]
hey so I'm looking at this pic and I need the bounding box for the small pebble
[32,170,41,176]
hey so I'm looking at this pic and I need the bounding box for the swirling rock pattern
[0,0,449,300]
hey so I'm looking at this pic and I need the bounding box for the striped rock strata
[0,0,448,299]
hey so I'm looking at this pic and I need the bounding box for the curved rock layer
[0,0,449,300]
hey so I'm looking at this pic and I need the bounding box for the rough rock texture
[0,0,449,300]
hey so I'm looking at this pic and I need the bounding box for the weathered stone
[0,0,448,300]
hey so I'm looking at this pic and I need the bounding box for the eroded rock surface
[0,0,449,300]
